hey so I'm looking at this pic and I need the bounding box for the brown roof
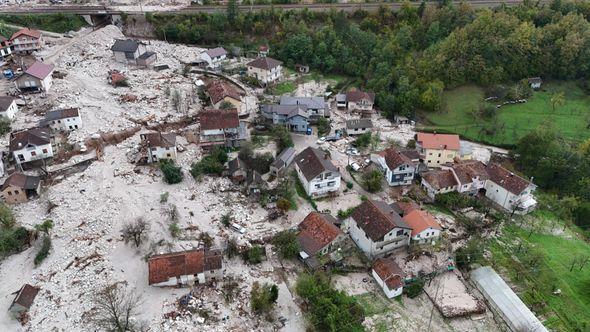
[486,164,533,195]
[451,160,489,185]
[206,80,241,105]
[141,131,176,148]
[148,249,221,285]
[9,127,51,152]
[11,28,41,40]
[403,210,441,237]
[200,108,239,130]
[247,57,282,70]
[295,147,339,181]
[346,90,375,103]
[24,61,54,80]
[351,200,410,242]
[379,146,413,170]
[421,169,458,190]
[41,108,79,125]
[297,212,343,256]
[416,133,460,151]
[373,258,404,290]
[392,201,420,216]
[1,172,40,192]
[0,96,16,112]
[11,284,40,310]
[400,149,420,161]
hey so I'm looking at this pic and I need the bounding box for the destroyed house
[297,212,346,259]
[148,249,222,287]
[140,131,177,163]
[111,39,156,66]
[15,61,54,92]
[199,108,245,148]
[9,284,39,317]
[0,172,41,204]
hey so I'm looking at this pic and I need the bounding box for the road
[0,1,538,15]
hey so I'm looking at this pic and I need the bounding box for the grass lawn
[354,292,392,316]
[0,14,88,33]
[488,217,590,331]
[419,81,590,146]
[267,81,296,95]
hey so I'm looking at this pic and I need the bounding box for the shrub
[0,118,11,135]
[337,206,356,219]
[346,181,353,189]
[34,236,51,266]
[455,238,484,270]
[404,279,424,298]
[160,160,183,184]
[221,212,232,227]
[160,192,169,203]
[317,117,331,137]
[190,147,228,179]
[361,169,383,193]
[251,282,278,315]
[169,222,181,238]
[272,230,299,259]
[243,245,265,264]
[353,132,372,148]
[271,126,294,151]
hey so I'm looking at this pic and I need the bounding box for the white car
[346,148,360,156]
[316,137,326,144]
[231,223,246,234]
[350,162,361,172]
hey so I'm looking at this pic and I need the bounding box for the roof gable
[11,28,41,40]
[373,258,404,289]
[378,146,412,170]
[111,39,141,52]
[247,56,282,70]
[206,80,241,105]
[486,164,533,195]
[297,212,343,255]
[295,147,339,181]
[403,210,441,236]
[148,249,221,285]
[351,200,410,242]
[10,127,51,152]
[200,108,239,130]
[416,132,460,151]
[24,61,54,80]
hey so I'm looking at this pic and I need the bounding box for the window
[328,181,335,187]
[438,153,441,157]
[396,230,403,236]
[14,190,19,195]
[42,149,48,154]
[428,152,433,156]
[7,191,12,196]
[325,172,331,178]
[31,151,36,156]
[315,184,321,189]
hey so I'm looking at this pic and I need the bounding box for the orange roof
[416,132,460,150]
[148,249,204,285]
[373,257,404,290]
[11,28,41,40]
[297,212,342,255]
[402,210,441,237]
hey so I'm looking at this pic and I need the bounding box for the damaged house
[10,127,53,166]
[111,39,157,67]
[345,119,373,136]
[372,257,405,298]
[199,108,246,149]
[9,284,40,318]
[270,147,296,176]
[297,212,347,268]
[205,80,242,110]
[294,147,340,197]
[14,61,54,93]
[40,108,82,132]
[0,96,18,119]
[200,47,227,69]
[139,131,177,163]
[0,172,41,204]
[148,249,223,287]
[279,96,328,122]
[260,103,309,133]
[336,90,375,112]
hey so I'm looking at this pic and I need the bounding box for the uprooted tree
[92,283,142,332]
[121,218,150,247]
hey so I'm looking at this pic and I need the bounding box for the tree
[0,203,15,230]
[250,282,277,316]
[160,159,183,184]
[243,245,264,264]
[0,118,11,135]
[199,231,214,248]
[276,198,291,214]
[219,100,235,110]
[317,117,331,137]
[35,219,54,236]
[226,0,238,25]
[34,236,51,266]
[92,284,142,332]
[121,218,149,247]
[361,169,383,193]
[550,91,565,112]
[272,230,299,259]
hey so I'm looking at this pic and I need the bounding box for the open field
[488,212,590,331]
[419,82,590,146]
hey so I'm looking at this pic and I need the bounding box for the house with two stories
[445,160,489,195]
[15,61,54,93]
[10,127,53,166]
[205,80,242,110]
[0,96,18,119]
[140,131,177,163]
[297,212,347,267]
[260,104,309,133]
[10,28,42,54]
[111,39,157,66]
[200,47,227,68]
[270,147,296,176]
[372,257,405,298]
[344,199,412,259]
[416,132,461,167]
[8,284,39,318]
[0,36,12,62]
[148,248,223,287]
[345,90,375,112]
[484,164,537,214]
[345,119,373,136]
[247,57,282,85]
[279,96,328,122]
[41,108,82,132]
[421,169,458,199]
[397,204,442,245]
[0,172,41,204]
[199,108,246,148]
[294,147,341,197]
[371,146,416,187]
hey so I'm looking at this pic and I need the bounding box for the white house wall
[13,143,53,164]
[372,269,403,298]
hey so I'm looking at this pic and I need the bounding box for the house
[246,169,264,194]
[344,199,412,259]
[205,80,242,110]
[447,160,488,195]
[294,147,340,197]
[199,108,246,148]
[111,39,157,66]
[416,132,461,167]
[258,45,269,57]
[0,172,41,204]
[421,169,458,199]
[14,61,54,92]
[345,119,373,136]
[297,212,347,266]
[295,64,309,74]
[0,36,12,62]
[394,115,410,125]
[528,77,542,90]
[336,94,347,109]
[484,164,537,214]
[8,284,40,318]
[345,90,375,112]
[260,104,309,132]
[0,96,18,119]
[402,209,442,244]
[372,257,405,298]
[227,157,247,183]
[41,108,82,131]
[371,147,416,187]
[270,147,296,176]
[279,96,328,121]
[140,131,177,163]
[10,28,42,54]
[10,127,53,165]
[148,249,223,287]
[247,57,282,84]
[200,47,227,68]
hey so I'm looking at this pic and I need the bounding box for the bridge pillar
[82,15,94,26]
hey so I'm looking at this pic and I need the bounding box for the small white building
[111,39,157,67]
[14,61,54,92]
[372,257,405,298]
[247,57,282,85]
[200,47,227,69]
[10,127,53,165]
[344,199,412,259]
[421,169,459,199]
[148,249,223,287]
[345,119,373,136]
[140,131,177,163]
[0,96,18,119]
[401,209,442,244]
[270,147,296,176]
[528,77,542,90]
[294,147,341,197]
[41,108,81,132]
[371,147,416,186]
[484,164,537,214]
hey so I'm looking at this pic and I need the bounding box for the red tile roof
[24,61,54,80]
[378,146,413,170]
[393,201,420,216]
[402,210,441,237]
[421,169,458,190]
[416,132,460,151]
[486,164,533,195]
[141,131,176,148]
[11,28,41,40]
[351,199,410,242]
[148,249,221,285]
[297,212,342,255]
[373,257,405,290]
[206,80,241,105]
[199,108,239,130]
[451,160,489,184]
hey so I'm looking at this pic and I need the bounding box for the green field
[488,213,590,331]
[419,82,590,146]
[267,81,297,95]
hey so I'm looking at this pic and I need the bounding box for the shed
[9,284,40,317]
[270,147,296,176]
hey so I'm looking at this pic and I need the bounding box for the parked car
[316,137,326,144]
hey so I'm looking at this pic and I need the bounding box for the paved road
[0,1,539,15]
